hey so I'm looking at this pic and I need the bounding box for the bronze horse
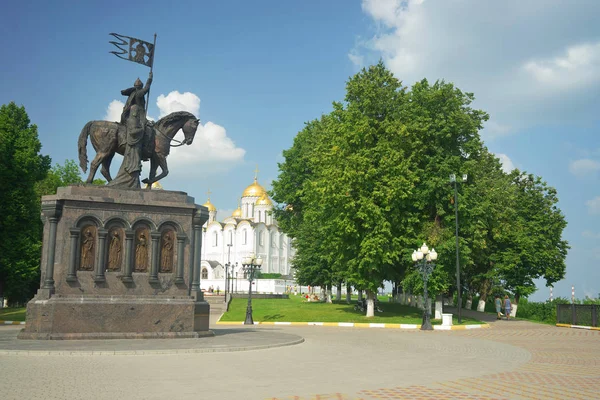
[78,111,200,187]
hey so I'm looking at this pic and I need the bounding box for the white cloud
[569,159,600,178]
[348,51,364,67]
[355,0,600,133]
[154,91,245,180]
[495,153,515,174]
[523,42,600,88]
[104,100,124,122]
[103,91,245,182]
[156,91,201,118]
[586,196,600,215]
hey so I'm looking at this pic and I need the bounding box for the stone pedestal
[442,313,453,327]
[19,185,212,340]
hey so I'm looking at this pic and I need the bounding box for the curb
[216,321,490,330]
[556,323,600,331]
[1,320,25,325]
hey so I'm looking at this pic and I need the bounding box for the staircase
[204,295,227,319]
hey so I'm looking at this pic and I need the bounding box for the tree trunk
[335,283,342,301]
[326,285,332,303]
[465,294,473,310]
[346,284,351,304]
[366,290,375,318]
[358,290,363,301]
[477,280,490,312]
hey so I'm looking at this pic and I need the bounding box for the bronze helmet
[134,78,143,88]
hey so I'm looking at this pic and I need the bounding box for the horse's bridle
[153,124,187,147]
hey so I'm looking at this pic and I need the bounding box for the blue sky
[1,1,599,301]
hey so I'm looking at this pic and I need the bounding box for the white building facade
[200,177,295,289]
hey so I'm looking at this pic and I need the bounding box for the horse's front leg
[143,154,168,187]
[142,154,164,188]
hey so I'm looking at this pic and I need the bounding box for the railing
[556,304,599,327]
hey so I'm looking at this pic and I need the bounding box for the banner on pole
[109,33,154,68]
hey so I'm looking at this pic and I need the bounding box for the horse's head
[182,117,200,145]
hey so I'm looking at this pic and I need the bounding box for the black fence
[556,304,599,327]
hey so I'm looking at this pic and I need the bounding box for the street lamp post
[241,253,263,325]
[225,243,233,304]
[412,243,438,331]
[230,262,237,295]
[450,173,467,324]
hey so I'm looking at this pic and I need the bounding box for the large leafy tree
[495,171,568,305]
[0,102,51,304]
[273,63,568,317]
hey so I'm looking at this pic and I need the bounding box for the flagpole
[145,33,157,116]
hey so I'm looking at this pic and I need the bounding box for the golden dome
[256,193,273,206]
[202,198,217,212]
[242,178,267,198]
[143,181,164,190]
[232,207,242,217]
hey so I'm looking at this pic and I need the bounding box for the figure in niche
[160,231,174,272]
[80,228,95,271]
[135,232,149,272]
[107,230,122,271]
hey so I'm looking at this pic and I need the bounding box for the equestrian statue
[78,71,200,189]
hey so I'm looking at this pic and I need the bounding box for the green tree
[0,102,51,304]
[273,63,568,318]
[496,171,568,309]
[36,159,84,196]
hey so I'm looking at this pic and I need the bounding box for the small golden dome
[144,181,164,190]
[202,198,217,212]
[242,178,267,198]
[256,193,273,206]
[232,207,242,217]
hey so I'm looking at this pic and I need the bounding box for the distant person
[495,295,502,320]
[504,295,512,320]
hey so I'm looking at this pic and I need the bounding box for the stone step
[204,295,225,304]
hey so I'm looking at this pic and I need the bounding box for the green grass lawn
[0,307,26,321]
[222,295,483,325]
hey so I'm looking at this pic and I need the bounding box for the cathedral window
[201,268,208,279]
[229,231,233,245]
[213,232,218,247]
[258,210,262,222]
[259,232,264,246]
[243,230,247,245]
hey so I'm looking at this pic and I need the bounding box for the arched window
[259,231,264,246]
[201,268,208,279]
[243,229,247,245]
[229,230,233,245]
[258,210,262,222]
[213,232,218,247]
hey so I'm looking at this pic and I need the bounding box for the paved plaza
[0,311,598,400]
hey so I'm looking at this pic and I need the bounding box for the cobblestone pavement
[0,313,598,400]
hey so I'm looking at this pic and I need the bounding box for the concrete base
[18,294,212,340]
[442,313,453,327]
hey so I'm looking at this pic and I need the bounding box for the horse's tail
[78,121,93,173]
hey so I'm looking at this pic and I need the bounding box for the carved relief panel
[134,227,150,272]
[79,225,96,271]
[160,230,174,273]
[107,227,123,272]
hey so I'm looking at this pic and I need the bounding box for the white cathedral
[199,175,295,285]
